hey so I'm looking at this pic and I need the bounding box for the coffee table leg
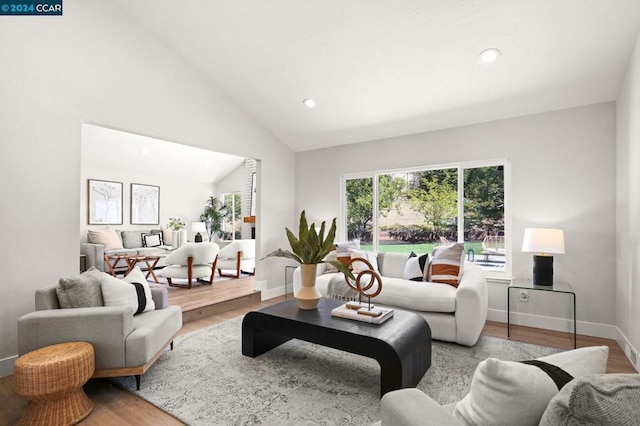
[242,312,292,357]
[144,259,160,283]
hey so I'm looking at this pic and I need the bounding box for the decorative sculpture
[343,257,383,311]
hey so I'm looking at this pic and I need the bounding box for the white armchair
[159,242,219,289]
[216,239,256,278]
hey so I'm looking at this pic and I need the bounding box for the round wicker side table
[14,342,95,426]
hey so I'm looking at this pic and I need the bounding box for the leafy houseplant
[200,197,228,241]
[264,210,355,309]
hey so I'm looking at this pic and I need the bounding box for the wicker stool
[14,342,95,426]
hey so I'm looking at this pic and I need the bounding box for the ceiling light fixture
[141,148,150,155]
[303,98,316,108]
[479,48,501,65]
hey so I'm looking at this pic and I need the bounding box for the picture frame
[131,183,160,225]
[88,179,123,225]
[250,172,257,217]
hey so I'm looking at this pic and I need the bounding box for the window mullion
[372,174,379,251]
[457,167,464,243]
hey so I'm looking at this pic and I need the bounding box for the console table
[508,279,576,348]
[242,298,432,396]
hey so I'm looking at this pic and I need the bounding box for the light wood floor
[1,280,636,425]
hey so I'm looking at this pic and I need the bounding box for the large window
[221,192,242,240]
[343,161,508,274]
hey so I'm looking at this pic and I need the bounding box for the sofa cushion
[453,346,609,426]
[349,249,379,272]
[121,230,146,249]
[379,252,412,278]
[88,229,123,250]
[122,267,155,312]
[374,277,457,313]
[430,242,465,287]
[142,233,162,247]
[101,272,146,315]
[540,374,640,426]
[403,252,429,281]
[56,267,104,308]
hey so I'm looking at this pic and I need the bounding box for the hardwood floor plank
[0,278,635,425]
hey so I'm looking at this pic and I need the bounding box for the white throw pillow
[349,249,378,272]
[402,253,429,281]
[453,346,609,426]
[88,229,123,251]
[101,272,152,315]
[122,267,155,312]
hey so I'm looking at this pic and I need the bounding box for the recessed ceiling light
[303,98,316,108]
[479,48,501,65]
[141,148,150,155]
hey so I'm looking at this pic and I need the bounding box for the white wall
[80,126,219,242]
[296,103,617,338]
[0,1,295,376]
[616,29,640,370]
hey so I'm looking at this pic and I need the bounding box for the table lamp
[192,222,207,243]
[521,228,565,286]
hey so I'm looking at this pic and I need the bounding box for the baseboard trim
[260,285,286,301]
[487,308,617,340]
[0,355,17,378]
[616,328,640,373]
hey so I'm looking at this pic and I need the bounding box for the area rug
[115,316,560,425]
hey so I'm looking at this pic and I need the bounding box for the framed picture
[131,183,160,225]
[250,172,256,217]
[88,179,123,225]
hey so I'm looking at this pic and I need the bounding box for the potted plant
[264,210,355,309]
[167,216,187,247]
[200,197,229,241]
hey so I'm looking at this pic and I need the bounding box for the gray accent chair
[17,284,182,390]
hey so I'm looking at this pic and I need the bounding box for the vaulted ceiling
[115,0,640,152]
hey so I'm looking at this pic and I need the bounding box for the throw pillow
[429,242,465,287]
[349,248,379,272]
[87,229,123,251]
[540,374,640,426]
[453,345,609,426]
[323,250,339,273]
[402,252,429,281]
[121,266,155,312]
[142,233,162,248]
[56,267,104,308]
[101,272,145,315]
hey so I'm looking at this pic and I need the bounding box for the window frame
[340,158,512,278]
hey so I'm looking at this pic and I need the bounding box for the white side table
[508,279,576,348]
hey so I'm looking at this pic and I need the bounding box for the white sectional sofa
[293,251,488,346]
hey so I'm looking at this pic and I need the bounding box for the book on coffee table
[331,303,394,324]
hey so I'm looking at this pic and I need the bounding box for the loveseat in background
[81,229,171,272]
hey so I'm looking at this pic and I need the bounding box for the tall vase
[172,229,187,247]
[297,264,321,310]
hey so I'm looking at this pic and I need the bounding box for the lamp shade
[191,222,207,233]
[521,228,565,255]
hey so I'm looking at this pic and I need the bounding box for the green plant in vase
[200,197,229,241]
[264,210,355,309]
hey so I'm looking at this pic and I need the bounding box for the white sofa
[293,252,488,346]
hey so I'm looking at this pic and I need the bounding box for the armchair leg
[135,375,141,390]
[170,341,174,351]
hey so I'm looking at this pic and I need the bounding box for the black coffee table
[242,297,432,396]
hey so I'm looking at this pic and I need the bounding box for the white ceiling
[81,124,246,184]
[114,0,640,152]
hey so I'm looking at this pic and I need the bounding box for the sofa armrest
[18,306,134,369]
[454,261,488,346]
[381,389,464,426]
[81,242,105,272]
[149,284,168,309]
